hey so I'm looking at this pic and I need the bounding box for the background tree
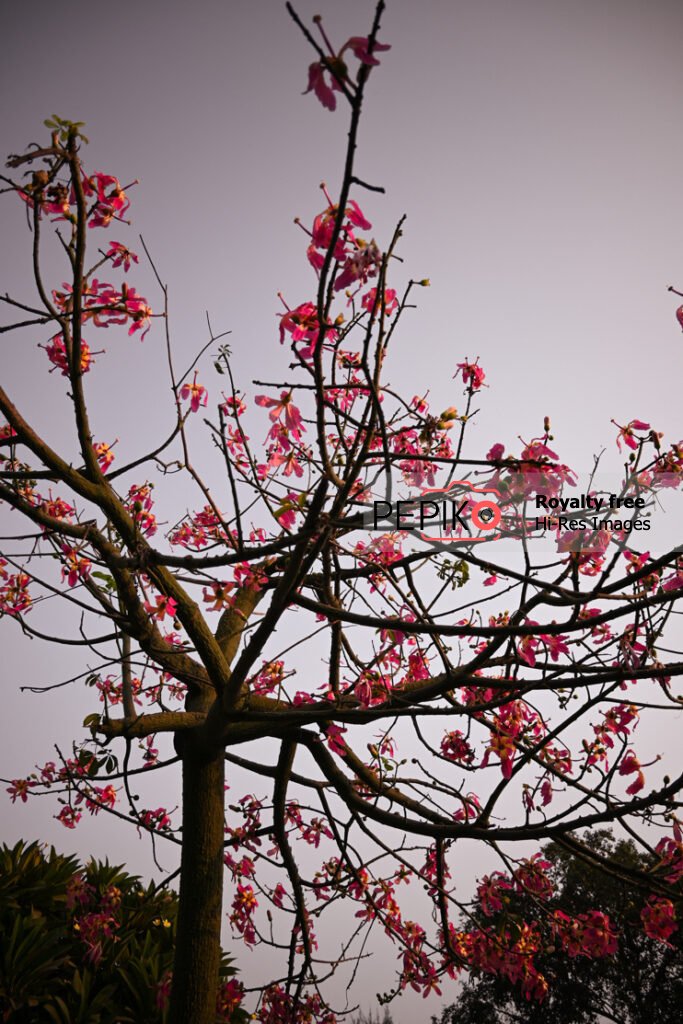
[433,830,683,1024]
[2,3,683,1023]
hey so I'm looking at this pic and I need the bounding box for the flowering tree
[433,830,683,1024]
[2,3,683,1022]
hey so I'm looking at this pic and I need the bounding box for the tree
[0,839,245,1022]
[433,830,683,1024]
[2,3,683,1022]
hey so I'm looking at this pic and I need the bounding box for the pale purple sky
[2,1,683,1018]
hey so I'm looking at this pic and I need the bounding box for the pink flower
[122,285,153,339]
[56,805,82,829]
[613,418,651,452]
[345,199,372,230]
[85,172,130,228]
[106,241,138,272]
[344,36,391,67]
[44,335,94,376]
[517,633,539,667]
[541,633,570,661]
[272,883,287,908]
[202,581,235,612]
[325,723,348,756]
[156,973,172,1012]
[6,778,36,803]
[618,750,645,795]
[303,23,390,111]
[126,482,157,537]
[61,545,92,588]
[456,359,486,391]
[0,571,33,616]
[440,730,474,764]
[180,372,208,413]
[86,784,117,814]
[361,286,398,316]
[93,440,115,472]
[676,305,683,331]
[221,394,246,417]
[487,443,505,462]
[144,595,178,621]
[142,735,159,766]
[255,390,305,441]
[662,571,683,593]
[305,61,342,111]
[334,240,381,292]
[138,806,172,831]
[642,897,678,943]
[477,872,513,916]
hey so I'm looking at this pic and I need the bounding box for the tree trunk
[168,742,225,1024]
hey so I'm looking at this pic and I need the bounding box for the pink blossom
[541,633,570,661]
[106,241,138,272]
[44,335,94,376]
[92,440,115,472]
[86,784,117,814]
[345,199,372,230]
[361,286,398,316]
[618,750,645,795]
[440,730,474,764]
[305,61,341,111]
[56,805,82,829]
[255,390,305,441]
[144,594,178,621]
[303,24,390,110]
[487,443,505,461]
[663,572,683,593]
[202,581,235,612]
[477,872,513,916]
[6,778,37,803]
[344,36,391,66]
[138,806,172,831]
[0,571,33,616]
[325,723,348,756]
[277,299,338,360]
[456,359,486,391]
[180,372,208,413]
[334,239,381,292]
[85,172,130,228]
[61,545,92,588]
[642,897,677,943]
[613,418,651,452]
[122,286,153,338]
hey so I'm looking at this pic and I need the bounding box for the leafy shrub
[0,840,247,1023]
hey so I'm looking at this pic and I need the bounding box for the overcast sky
[2,1,683,1018]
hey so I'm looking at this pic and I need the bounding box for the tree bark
[169,740,225,1024]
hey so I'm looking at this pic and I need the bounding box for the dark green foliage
[433,831,683,1024]
[0,840,247,1024]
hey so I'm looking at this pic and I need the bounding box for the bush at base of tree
[0,840,247,1024]
[432,830,683,1024]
